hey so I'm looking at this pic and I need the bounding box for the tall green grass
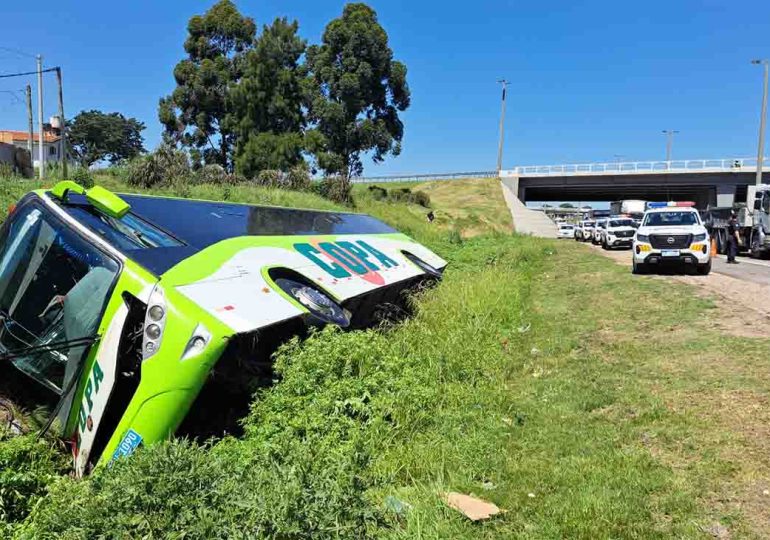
[0,174,761,537]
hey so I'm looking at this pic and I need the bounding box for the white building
[0,127,61,169]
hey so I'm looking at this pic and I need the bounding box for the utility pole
[662,129,679,162]
[25,85,33,156]
[752,59,769,185]
[496,79,509,174]
[56,67,67,179]
[36,54,44,179]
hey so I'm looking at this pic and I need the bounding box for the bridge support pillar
[499,173,521,201]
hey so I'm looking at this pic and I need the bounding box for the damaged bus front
[0,181,446,475]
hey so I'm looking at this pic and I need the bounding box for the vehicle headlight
[181,323,211,361]
[693,233,707,242]
[636,234,649,243]
[142,285,166,361]
[145,324,162,340]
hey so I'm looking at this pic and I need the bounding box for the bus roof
[53,192,396,275]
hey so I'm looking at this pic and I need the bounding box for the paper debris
[442,492,501,521]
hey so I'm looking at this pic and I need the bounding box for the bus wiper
[0,335,100,362]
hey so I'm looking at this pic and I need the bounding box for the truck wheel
[602,239,608,250]
[716,230,726,254]
[750,234,764,259]
[697,260,712,275]
[632,260,647,275]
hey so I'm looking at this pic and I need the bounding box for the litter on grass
[442,492,501,521]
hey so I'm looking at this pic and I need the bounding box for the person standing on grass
[727,211,740,264]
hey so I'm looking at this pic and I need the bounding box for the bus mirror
[50,180,86,201]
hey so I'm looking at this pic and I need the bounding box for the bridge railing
[506,157,766,177]
[351,158,768,183]
[353,170,497,183]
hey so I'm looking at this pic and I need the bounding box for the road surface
[711,254,770,287]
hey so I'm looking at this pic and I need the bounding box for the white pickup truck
[601,217,636,249]
[632,203,711,275]
[575,220,595,242]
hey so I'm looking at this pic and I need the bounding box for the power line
[0,67,58,79]
[0,46,36,59]
[0,90,24,104]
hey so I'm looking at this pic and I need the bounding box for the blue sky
[0,0,769,176]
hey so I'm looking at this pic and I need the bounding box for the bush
[255,169,283,188]
[192,163,226,185]
[373,187,430,208]
[411,190,431,208]
[125,144,191,187]
[0,433,66,532]
[368,185,388,200]
[285,164,311,191]
[388,187,411,202]
[0,163,15,179]
[314,175,353,205]
[23,329,398,538]
[70,167,94,189]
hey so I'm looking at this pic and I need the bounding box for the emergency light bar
[647,201,695,208]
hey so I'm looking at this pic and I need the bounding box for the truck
[702,184,770,258]
[610,200,646,218]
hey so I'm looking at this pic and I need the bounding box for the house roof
[0,130,60,143]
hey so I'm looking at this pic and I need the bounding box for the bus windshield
[0,203,118,398]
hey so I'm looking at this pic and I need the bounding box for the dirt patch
[676,273,770,338]
[590,244,770,338]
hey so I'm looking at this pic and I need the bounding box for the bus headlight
[142,285,166,361]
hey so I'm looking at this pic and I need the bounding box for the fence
[506,157,766,177]
[353,170,497,183]
[353,157,770,183]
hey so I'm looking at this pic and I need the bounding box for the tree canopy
[67,110,145,167]
[305,3,411,178]
[158,0,256,170]
[157,2,410,179]
[227,17,307,177]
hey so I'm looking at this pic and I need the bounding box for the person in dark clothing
[727,211,740,264]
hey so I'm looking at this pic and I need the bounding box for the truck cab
[749,184,770,257]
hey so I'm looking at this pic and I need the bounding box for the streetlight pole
[662,130,679,162]
[36,54,44,180]
[496,79,509,175]
[752,59,769,185]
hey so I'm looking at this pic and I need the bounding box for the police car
[632,202,711,275]
[590,218,607,245]
[601,216,636,250]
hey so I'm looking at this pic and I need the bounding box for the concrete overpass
[501,157,769,208]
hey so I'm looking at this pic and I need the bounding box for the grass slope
[355,178,512,237]
[0,174,766,538]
